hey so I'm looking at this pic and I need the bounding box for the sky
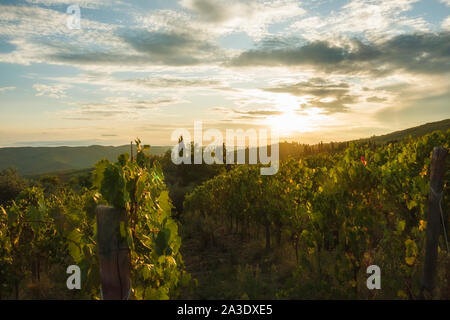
[0,0,449,147]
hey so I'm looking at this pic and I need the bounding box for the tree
[39,175,60,194]
[0,168,26,206]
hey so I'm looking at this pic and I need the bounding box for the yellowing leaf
[419,220,427,231]
[405,256,416,265]
[397,290,408,298]
[407,200,418,210]
[166,256,177,266]
[397,220,406,232]
[405,239,418,266]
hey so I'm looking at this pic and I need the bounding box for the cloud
[288,0,429,42]
[380,32,450,74]
[0,4,123,67]
[62,97,182,120]
[48,51,148,67]
[1,0,449,147]
[230,32,450,76]
[366,96,388,103]
[233,109,284,116]
[263,77,358,113]
[303,96,358,114]
[121,77,223,88]
[25,0,111,8]
[210,105,284,121]
[265,77,350,96]
[44,72,229,96]
[46,29,225,67]
[0,37,16,54]
[179,0,306,38]
[119,29,223,66]
[0,1,444,74]
[0,86,16,93]
[442,16,450,31]
[375,91,450,123]
[374,82,412,92]
[180,0,235,23]
[231,40,350,67]
[0,4,114,37]
[33,83,70,98]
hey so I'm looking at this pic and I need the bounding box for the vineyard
[182,129,450,299]
[0,140,190,299]
[0,130,449,299]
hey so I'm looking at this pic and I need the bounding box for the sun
[260,93,326,137]
[266,111,309,136]
[264,94,312,136]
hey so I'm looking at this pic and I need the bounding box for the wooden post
[420,147,448,299]
[96,205,131,300]
[130,141,133,161]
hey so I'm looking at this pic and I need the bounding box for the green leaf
[157,191,172,214]
[135,174,146,201]
[100,164,128,209]
[407,199,417,210]
[92,159,109,189]
[397,220,406,233]
[28,207,42,233]
[141,264,153,280]
[67,229,84,264]
[6,206,18,226]
[117,153,130,167]
[134,286,144,300]
[155,228,171,256]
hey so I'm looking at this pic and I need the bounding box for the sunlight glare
[265,94,321,136]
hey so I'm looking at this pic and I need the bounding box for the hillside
[23,168,94,183]
[356,119,450,144]
[0,119,449,176]
[0,145,171,175]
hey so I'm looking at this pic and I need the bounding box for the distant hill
[356,119,450,144]
[24,168,96,183]
[0,145,171,175]
[1,119,449,176]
